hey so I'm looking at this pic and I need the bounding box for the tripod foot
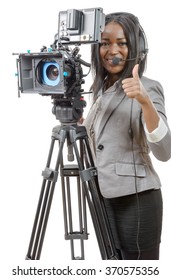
[25,256,31,260]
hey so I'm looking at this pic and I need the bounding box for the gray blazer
[84,76,171,198]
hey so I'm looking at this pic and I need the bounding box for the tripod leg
[83,136,120,259]
[69,125,120,260]
[26,128,66,260]
[60,164,88,260]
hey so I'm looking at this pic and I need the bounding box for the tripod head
[52,93,86,125]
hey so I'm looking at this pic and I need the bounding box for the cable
[128,99,141,260]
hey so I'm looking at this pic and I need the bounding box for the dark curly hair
[91,12,148,97]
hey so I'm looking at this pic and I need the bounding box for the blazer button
[97,144,104,150]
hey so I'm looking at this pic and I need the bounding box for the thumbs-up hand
[122,64,148,105]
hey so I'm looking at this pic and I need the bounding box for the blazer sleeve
[141,78,171,162]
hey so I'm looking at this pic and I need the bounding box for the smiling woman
[83,12,171,260]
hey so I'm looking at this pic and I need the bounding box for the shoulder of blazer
[141,76,164,94]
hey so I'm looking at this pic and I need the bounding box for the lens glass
[41,62,60,86]
[46,65,59,81]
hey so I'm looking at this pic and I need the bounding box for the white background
[1,0,171,279]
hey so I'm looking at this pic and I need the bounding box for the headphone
[138,24,149,62]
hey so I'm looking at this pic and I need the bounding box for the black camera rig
[14,7,105,123]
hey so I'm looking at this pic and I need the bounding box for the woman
[83,12,171,260]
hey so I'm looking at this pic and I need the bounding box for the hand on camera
[77,116,85,125]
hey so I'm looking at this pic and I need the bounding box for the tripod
[25,121,120,260]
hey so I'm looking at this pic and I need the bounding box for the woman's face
[100,22,129,75]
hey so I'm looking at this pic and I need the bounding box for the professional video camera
[14,8,105,123]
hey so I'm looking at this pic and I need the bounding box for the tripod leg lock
[42,167,58,182]
[80,167,97,182]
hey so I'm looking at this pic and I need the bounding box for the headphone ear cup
[139,27,148,61]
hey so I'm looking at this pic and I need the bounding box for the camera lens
[46,65,59,81]
[41,62,60,86]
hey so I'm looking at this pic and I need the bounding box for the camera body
[14,7,105,122]
[16,7,105,97]
[17,51,83,96]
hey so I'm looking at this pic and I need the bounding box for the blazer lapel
[96,90,126,142]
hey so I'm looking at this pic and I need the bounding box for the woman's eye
[100,42,127,48]
[100,42,109,47]
[118,42,128,47]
